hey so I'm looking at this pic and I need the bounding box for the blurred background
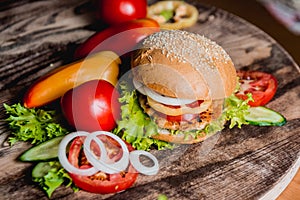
[198,0,300,66]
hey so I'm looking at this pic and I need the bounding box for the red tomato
[162,100,203,122]
[74,18,160,59]
[95,0,147,25]
[68,136,138,194]
[61,80,121,132]
[235,70,278,106]
[166,113,200,123]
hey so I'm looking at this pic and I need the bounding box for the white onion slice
[132,78,146,95]
[133,78,195,106]
[144,86,195,105]
[129,150,159,175]
[84,131,130,174]
[58,131,98,176]
[58,131,160,176]
[83,132,108,171]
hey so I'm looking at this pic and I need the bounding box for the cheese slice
[147,97,211,116]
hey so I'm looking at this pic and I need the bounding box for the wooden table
[0,0,299,199]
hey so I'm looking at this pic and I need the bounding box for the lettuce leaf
[113,81,173,151]
[223,93,252,128]
[32,161,78,198]
[3,103,68,145]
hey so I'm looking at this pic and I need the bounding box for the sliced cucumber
[32,162,53,178]
[245,106,287,126]
[19,136,64,162]
[32,161,62,178]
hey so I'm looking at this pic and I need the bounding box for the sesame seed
[142,30,231,72]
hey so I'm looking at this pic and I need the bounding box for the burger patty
[139,95,224,132]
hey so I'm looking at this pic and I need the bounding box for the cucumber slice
[19,136,64,162]
[32,161,61,178]
[245,106,286,126]
[32,162,53,178]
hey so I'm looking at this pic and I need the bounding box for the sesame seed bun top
[132,30,237,100]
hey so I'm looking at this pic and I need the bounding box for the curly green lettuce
[32,161,78,198]
[113,81,173,151]
[3,103,68,145]
[223,93,253,128]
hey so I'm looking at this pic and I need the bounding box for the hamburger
[130,30,237,144]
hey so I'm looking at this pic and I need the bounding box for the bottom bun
[151,131,208,144]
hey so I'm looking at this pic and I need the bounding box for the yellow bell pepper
[24,51,121,108]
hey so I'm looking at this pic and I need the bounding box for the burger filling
[113,80,251,150]
[139,94,214,132]
[133,78,225,135]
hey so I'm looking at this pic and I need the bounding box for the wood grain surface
[0,0,299,199]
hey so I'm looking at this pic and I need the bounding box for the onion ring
[129,150,159,175]
[84,131,130,174]
[133,78,195,105]
[58,131,98,176]
[132,78,146,95]
[58,131,159,176]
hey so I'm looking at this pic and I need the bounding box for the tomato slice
[68,136,138,194]
[235,70,278,107]
[166,113,200,123]
[157,100,203,123]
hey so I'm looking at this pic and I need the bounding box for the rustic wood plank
[0,0,299,199]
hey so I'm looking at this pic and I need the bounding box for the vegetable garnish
[58,131,98,176]
[223,93,253,129]
[66,134,138,194]
[83,131,130,174]
[245,106,286,126]
[235,70,278,107]
[58,131,159,176]
[3,103,68,145]
[32,161,78,198]
[19,136,64,162]
[113,81,173,151]
[147,0,199,29]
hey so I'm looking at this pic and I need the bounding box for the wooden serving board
[0,0,299,199]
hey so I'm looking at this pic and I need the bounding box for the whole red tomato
[61,80,121,132]
[68,136,138,193]
[95,0,147,25]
